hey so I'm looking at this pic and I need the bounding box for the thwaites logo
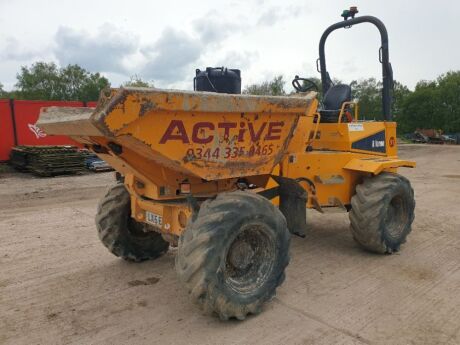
[351,130,386,153]
[159,120,284,144]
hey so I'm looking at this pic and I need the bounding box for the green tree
[350,78,383,120]
[398,72,460,133]
[243,75,286,96]
[391,80,412,131]
[392,81,411,114]
[399,81,438,133]
[123,75,154,88]
[15,62,61,100]
[15,62,110,101]
[0,82,8,98]
[436,71,460,132]
[349,78,411,126]
[59,64,109,102]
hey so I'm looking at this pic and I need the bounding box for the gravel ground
[1,144,459,345]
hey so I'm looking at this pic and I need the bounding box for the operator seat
[319,84,352,123]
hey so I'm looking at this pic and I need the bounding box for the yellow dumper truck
[38,10,415,320]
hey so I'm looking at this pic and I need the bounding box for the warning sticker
[348,123,364,132]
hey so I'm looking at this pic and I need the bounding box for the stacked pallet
[10,146,86,176]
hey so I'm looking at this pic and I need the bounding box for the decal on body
[351,130,386,153]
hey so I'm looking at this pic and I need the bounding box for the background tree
[436,71,460,132]
[16,62,61,100]
[242,73,460,133]
[350,78,383,120]
[123,75,154,88]
[15,62,110,102]
[0,82,8,98]
[392,80,411,120]
[349,78,412,128]
[59,64,109,102]
[398,73,460,134]
[243,75,286,96]
[5,61,460,134]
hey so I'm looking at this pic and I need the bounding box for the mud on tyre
[349,172,415,254]
[96,183,169,261]
[175,190,290,320]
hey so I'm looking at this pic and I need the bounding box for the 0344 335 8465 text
[159,119,284,161]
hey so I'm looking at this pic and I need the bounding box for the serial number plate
[146,211,162,227]
[348,123,364,131]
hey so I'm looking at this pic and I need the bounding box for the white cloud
[1,37,41,61]
[54,24,139,74]
[0,0,459,91]
[257,4,307,26]
[141,28,202,84]
[192,12,241,43]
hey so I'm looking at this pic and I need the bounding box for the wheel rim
[224,223,276,294]
[384,195,408,239]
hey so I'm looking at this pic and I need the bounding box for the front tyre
[176,191,290,320]
[349,172,415,254]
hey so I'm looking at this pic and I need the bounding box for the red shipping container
[86,101,98,107]
[0,99,16,161]
[13,100,84,147]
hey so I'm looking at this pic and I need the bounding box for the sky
[1,0,459,92]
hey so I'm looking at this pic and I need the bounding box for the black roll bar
[318,16,394,121]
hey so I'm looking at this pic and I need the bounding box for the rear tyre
[176,191,290,320]
[349,173,415,254]
[95,184,169,261]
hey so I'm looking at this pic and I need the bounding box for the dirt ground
[1,144,459,345]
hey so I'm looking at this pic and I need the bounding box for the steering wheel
[292,75,319,93]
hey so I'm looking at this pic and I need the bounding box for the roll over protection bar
[318,15,394,121]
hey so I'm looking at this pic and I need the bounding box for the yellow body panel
[311,122,398,156]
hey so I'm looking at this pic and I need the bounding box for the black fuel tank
[194,67,241,94]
